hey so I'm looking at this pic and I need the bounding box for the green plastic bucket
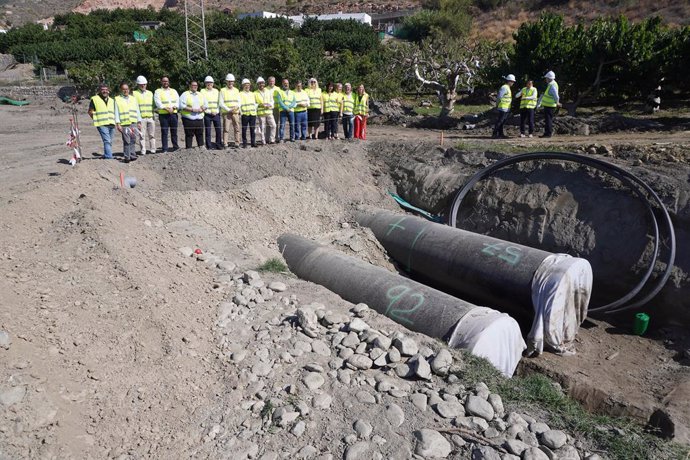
[633,312,650,336]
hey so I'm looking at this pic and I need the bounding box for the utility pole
[184,0,208,64]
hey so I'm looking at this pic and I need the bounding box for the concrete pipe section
[278,233,526,377]
[357,209,593,356]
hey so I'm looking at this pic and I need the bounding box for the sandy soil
[0,103,688,458]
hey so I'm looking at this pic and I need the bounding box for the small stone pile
[177,246,602,459]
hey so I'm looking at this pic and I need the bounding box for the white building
[239,11,372,27]
[238,11,284,19]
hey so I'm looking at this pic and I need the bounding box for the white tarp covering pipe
[357,209,593,356]
[278,233,526,377]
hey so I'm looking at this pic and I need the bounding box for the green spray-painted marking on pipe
[481,242,523,266]
[386,217,407,236]
[385,285,424,326]
[407,226,427,272]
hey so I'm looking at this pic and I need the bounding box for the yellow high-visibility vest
[115,95,139,126]
[239,91,257,116]
[519,87,538,109]
[497,84,512,110]
[342,93,355,114]
[323,92,340,112]
[220,86,240,113]
[134,89,154,118]
[90,95,115,127]
[354,93,369,116]
[541,81,559,108]
[294,91,309,112]
[154,88,179,115]
[254,90,271,116]
[201,88,219,113]
[307,88,322,110]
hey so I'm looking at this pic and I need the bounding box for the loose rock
[268,281,287,292]
[434,401,465,419]
[522,447,550,460]
[302,372,325,390]
[346,354,373,370]
[313,393,332,409]
[413,429,452,458]
[348,318,370,333]
[0,331,10,350]
[393,337,419,356]
[540,430,567,450]
[430,349,452,376]
[344,441,372,460]
[0,386,26,406]
[471,445,501,460]
[465,395,495,421]
[385,404,405,427]
[410,393,428,412]
[408,354,432,380]
[354,419,373,439]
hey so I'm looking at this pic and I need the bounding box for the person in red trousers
[353,84,369,140]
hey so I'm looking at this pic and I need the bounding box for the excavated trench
[366,140,690,442]
[145,139,689,443]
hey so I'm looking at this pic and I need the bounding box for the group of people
[88,74,370,162]
[493,70,561,139]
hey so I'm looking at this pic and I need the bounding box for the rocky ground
[0,103,689,459]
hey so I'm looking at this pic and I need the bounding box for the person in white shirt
[179,81,207,148]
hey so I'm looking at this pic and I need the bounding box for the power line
[184,0,208,64]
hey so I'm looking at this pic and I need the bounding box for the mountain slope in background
[1,0,688,39]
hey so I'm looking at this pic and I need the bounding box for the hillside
[2,0,689,36]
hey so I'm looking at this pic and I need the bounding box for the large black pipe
[278,233,526,375]
[357,209,555,318]
[278,233,476,340]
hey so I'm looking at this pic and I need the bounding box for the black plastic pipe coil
[447,152,676,314]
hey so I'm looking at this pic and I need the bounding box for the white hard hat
[225,73,235,81]
[204,76,214,83]
[136,75,147,85]
[544,71,556,80]
[241,78,250,85]
[504,74,516,82]
[256,77,265,84]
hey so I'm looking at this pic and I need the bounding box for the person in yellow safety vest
[201,76,221,149]
[219,73,241,149]
[341,83,355,139]
[514,79,538,138]
[353,84,369,140]
[114,82,142,163]
[293,80,309,141]
[88,83,116,159]
[179,81,207,149]
[492,74,515,139]
[238,78,258,148]
[134,75,156,155]
[254,77,277,145]
[153,75,180,152]
[538,70,561,138]
[333,82,344,139]
[323,82,341,141]
[306,78,323,140]
[276,78,297,142]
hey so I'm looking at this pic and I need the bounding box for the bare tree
[397,38,506,117]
